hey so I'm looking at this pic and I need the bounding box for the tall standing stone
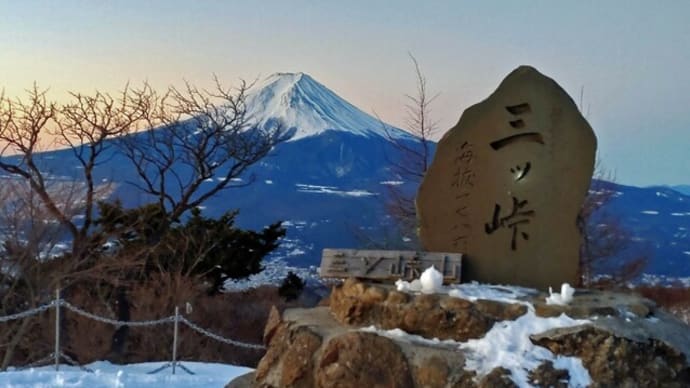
[417,66,596,290]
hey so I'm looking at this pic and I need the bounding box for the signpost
[320,249,462,283]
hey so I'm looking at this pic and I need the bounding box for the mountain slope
[246,72,413,142]
[671,185,690,196]
[1,72,688,281]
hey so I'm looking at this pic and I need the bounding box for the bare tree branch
[379,54,439,245]
[118,77,285,223]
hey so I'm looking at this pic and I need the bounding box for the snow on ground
[390,267,591,387]
[637,273,690,287]
[545,283,576,305]
[460,311,591,388]
[223,258,319,291]
[0,361,251,388]
[379,180,404,186]
[395,267,537,305]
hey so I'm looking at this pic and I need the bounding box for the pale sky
[1,1,689,186]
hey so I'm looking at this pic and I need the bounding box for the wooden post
[172,306,179,375]
[54,288,60,371]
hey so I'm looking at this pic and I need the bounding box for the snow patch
[396,276,535,305]
[363,311,591,388]
[0,361,251,387]
[223,258,319,291]
[246,72,415,142]
[545,283,575,305]
[295,183,376,197]
[380,180,404,186]
[419,266,444,293]
[460,311,591,387]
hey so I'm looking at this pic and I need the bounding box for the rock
[225,371,255,388]
[531,325,690,387]
[250,280,690,388]
[478,367,517,388]
[417,65,597,290]
[329,279,526,341]
[415,356,449,388]
[315,332,414,388]
[528,361,569,388]
[531,288,656,319]
[263,306,282,345]
[254,319,288,383]
[253,306,468,388]
[280,327,322,387]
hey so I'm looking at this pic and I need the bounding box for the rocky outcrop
[254,307,476,388]
[234,279,690,387]
[330,278,527,341]
[532,325,690,387]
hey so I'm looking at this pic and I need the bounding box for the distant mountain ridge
[1,72,689,281]
[670,185,690,196]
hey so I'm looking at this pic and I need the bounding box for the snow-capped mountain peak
[246,72,413,142]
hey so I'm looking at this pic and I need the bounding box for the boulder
[232,279,690,387]
[417,65,597,290]
[329,278,527,341]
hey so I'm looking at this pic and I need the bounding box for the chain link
[18,353,55,370]
[1,297,264,361]
[0,301,55,323]
[59,352,94,373]
[179,316,265,350]
[60,300,175,327]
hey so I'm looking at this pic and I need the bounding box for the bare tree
[118,76,285,224]
[574,92,646,287]
[0,178,59,369]
[0,84,149,268]
[0,77,285,368]
[0,178,133,370]
[381,54,439,245]
[578,165,647,287]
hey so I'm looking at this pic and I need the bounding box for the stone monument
[416,65,596,290]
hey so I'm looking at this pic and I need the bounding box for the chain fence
[0,289,266,375]
[0,301,56,323]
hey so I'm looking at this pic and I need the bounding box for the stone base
[249,279,690,387]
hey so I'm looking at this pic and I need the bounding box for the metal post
[54,288,60,372]
[172,306,179,375]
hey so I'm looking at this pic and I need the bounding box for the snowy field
[0,361,251,387]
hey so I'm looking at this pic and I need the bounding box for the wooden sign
[321,249,462,283]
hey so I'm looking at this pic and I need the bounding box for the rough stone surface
[329,278,527,341]
[477,367,517,388]
[532,326,690,387]
[245,280,690,388]
[527,361,569,388]
[315,332,414,388]
[225,371,254,388]
[415,356,449,388]
[530,288,656,319]
[280,327,322,387]
[417,65,597,290]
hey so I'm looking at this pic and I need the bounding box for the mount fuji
[246,72,414,142]
[2,72,690,280]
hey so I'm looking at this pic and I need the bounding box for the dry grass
[1,274,317,369]
[61,276,312,368]
[634,285,690,325]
